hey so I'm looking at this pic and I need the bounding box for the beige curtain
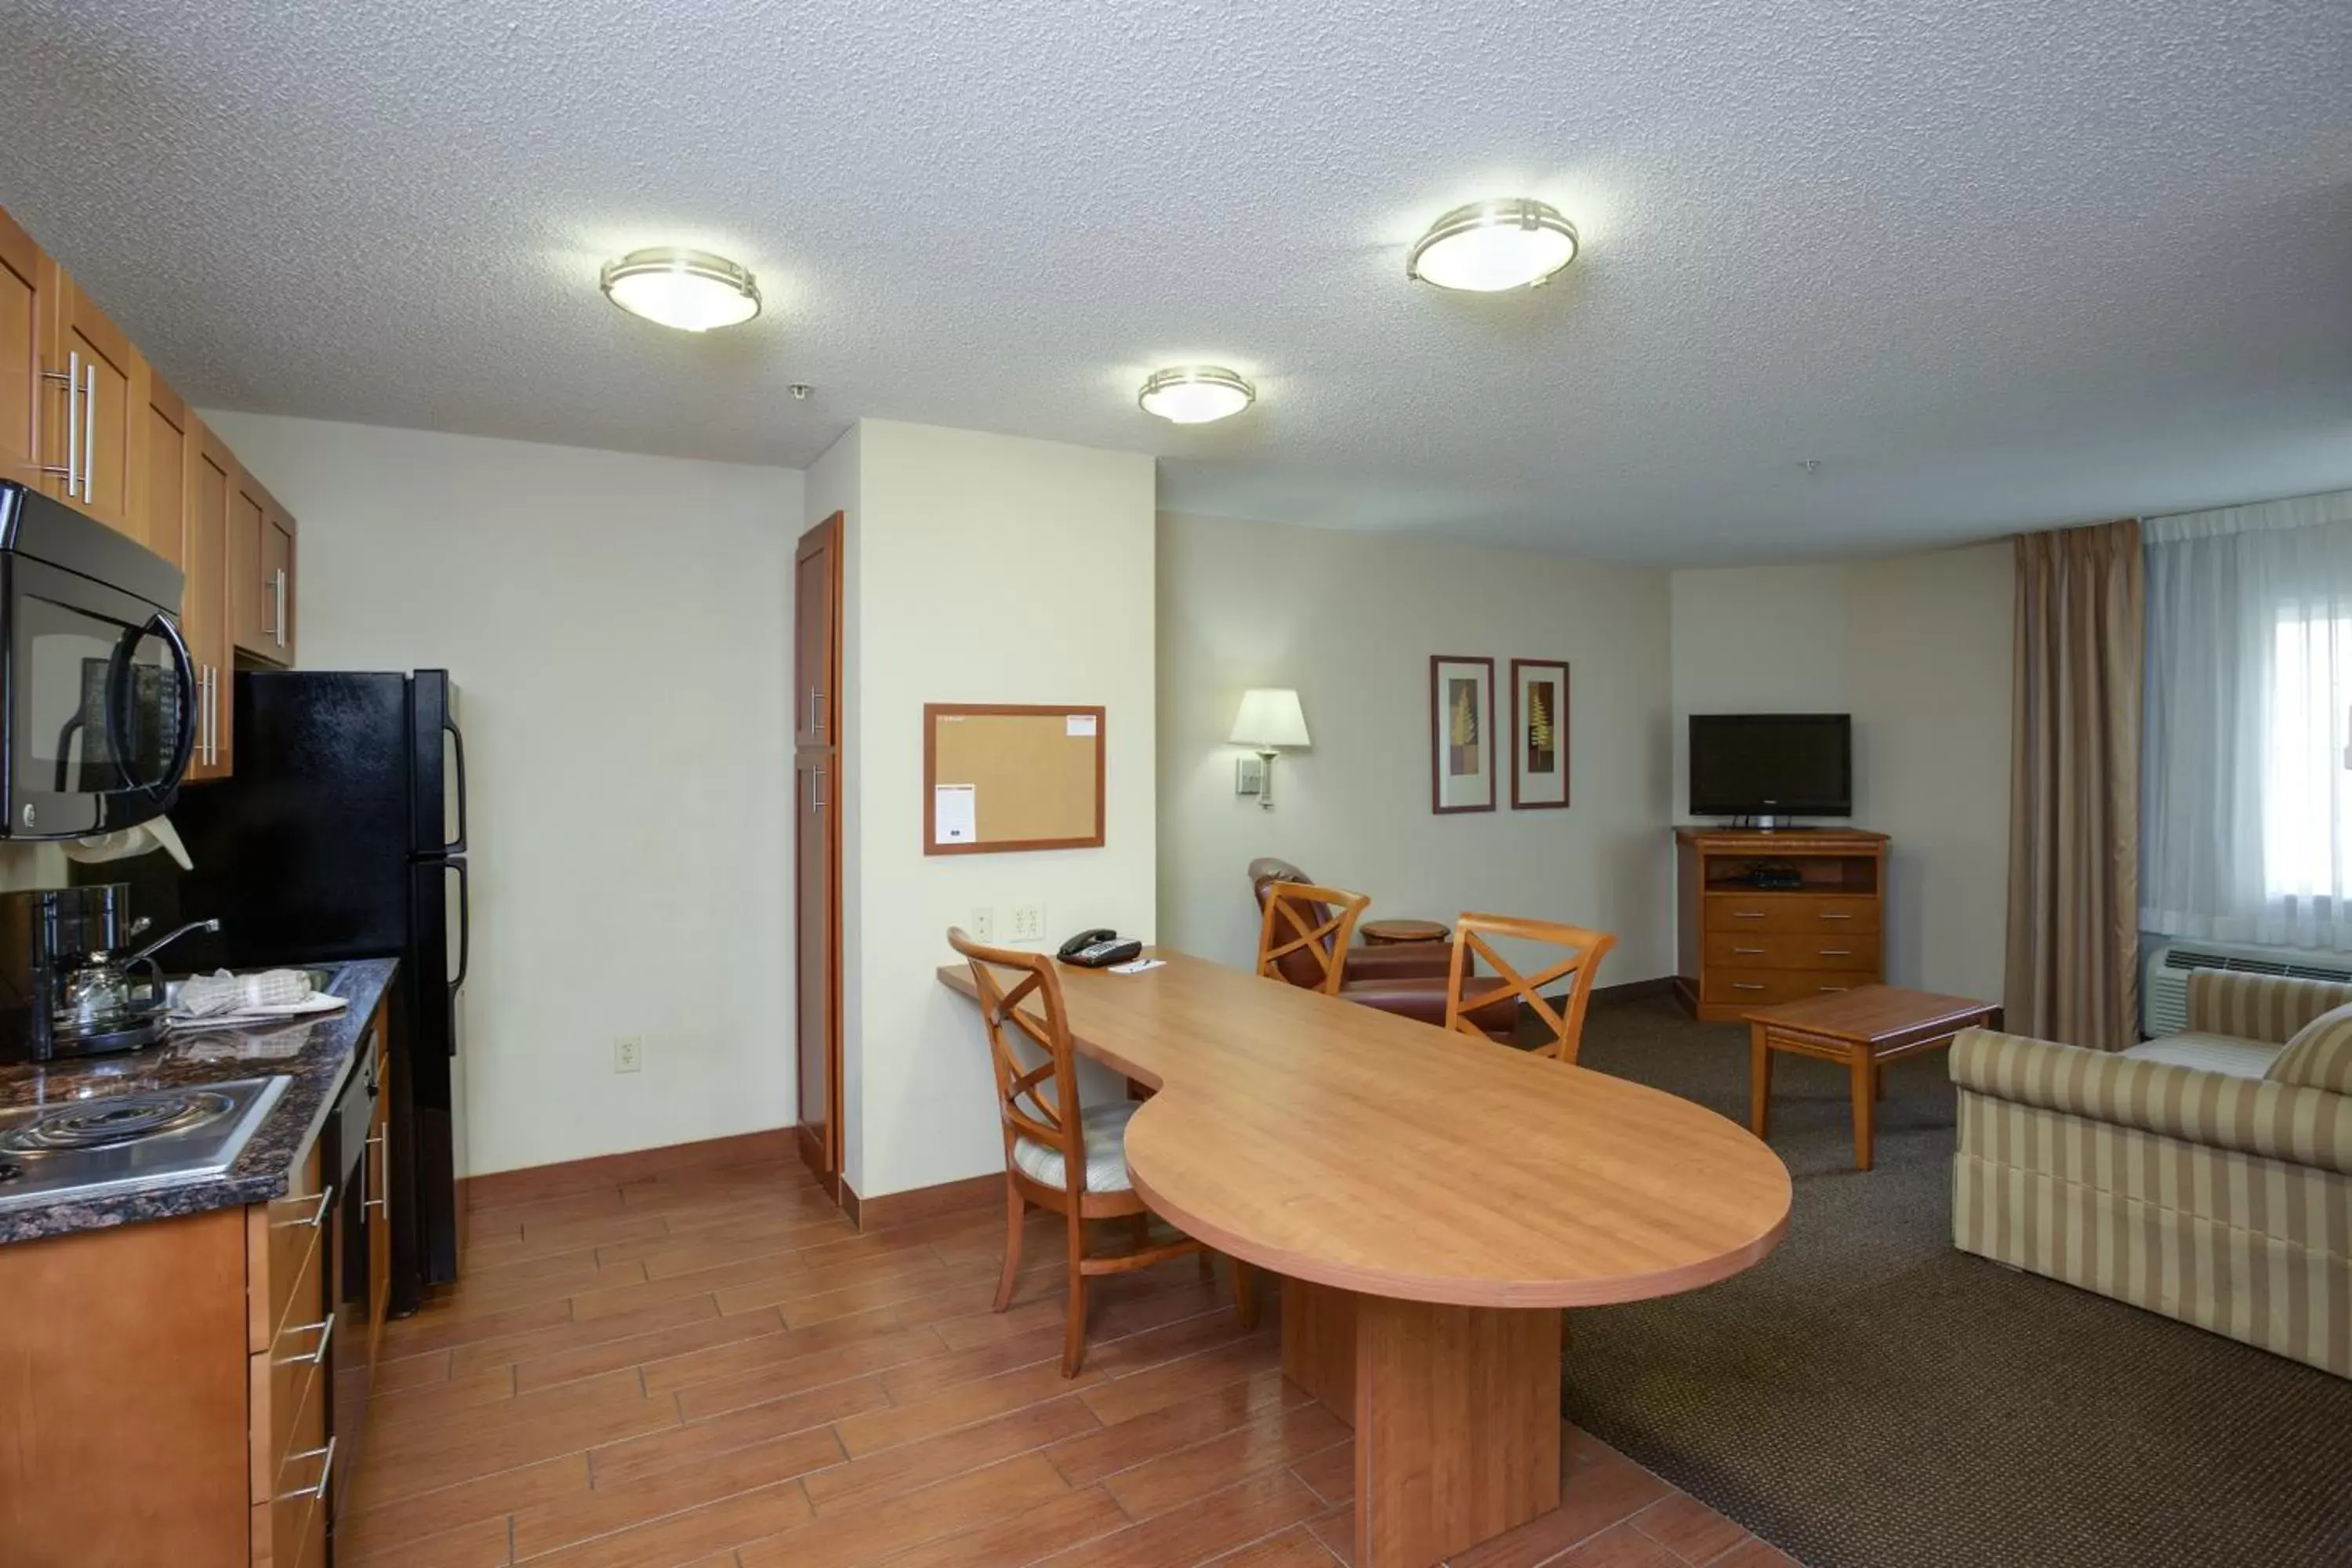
[2006,519,2143,1048]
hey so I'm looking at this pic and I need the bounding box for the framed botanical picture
[1428,655,1496,814]
[1511,659,1570,809]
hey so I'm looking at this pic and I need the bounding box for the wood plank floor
[348,1149,1799,1568]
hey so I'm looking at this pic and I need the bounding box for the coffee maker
[0,885,217,1065]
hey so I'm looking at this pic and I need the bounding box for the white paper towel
[62,815,192,871]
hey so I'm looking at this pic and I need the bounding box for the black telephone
[1057,927,1143,967]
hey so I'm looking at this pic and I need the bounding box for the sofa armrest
[2185,970,2352,1044]
[1951,1026,2352,1177]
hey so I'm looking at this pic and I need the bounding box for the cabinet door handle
[272,1184,333,1230]
[1820,912,1853,921]
[1731,982,1766,992]
[274,1312,334,1367]
[274,568,288,647]
[40,353,78,495]
[1732,911,1765,920]
[810,766,826,811]
[82,362,96,502]
[276,1436,336,1503]
[1818,985,1850,993]
[364,1128,387,1214]
[1820,949,1852,957]
[1732,946,1765,956]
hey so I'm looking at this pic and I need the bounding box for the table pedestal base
[1283,1279,1563,1568]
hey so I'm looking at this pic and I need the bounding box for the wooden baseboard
[1595,976,1675,1004]
[840,1170,1004,1232]
[461,1128,794,1211]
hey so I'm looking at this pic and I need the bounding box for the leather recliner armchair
[1247,858,1518,1037]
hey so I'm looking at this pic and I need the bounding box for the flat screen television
[1689,713,1853,818]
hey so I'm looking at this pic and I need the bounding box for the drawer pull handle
[1820,913,1853,921]
[1819,985,1849,993]
[1732,946,1766,955]
[273,1185,334,1231]
[276,1312,334,1367]
[1732,982,1766,992]
[1732,911,1766,920]
[276,1436,336,1503]
[1820,949,1852,956]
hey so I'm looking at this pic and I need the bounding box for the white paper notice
[935,783,977,844]
[1066,713,1098,738]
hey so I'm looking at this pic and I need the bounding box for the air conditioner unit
[2143,939,2352,1037]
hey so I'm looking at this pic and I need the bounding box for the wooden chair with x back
[1254,880,1373,995]
[946,927,1254,1375]
[1445,914,1619,1064]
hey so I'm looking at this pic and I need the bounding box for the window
[2266,611,2352,902]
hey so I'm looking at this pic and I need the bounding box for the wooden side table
[1359,918,1450,946]
[1746,985,1998,1171]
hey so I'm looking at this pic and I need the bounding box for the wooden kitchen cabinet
[187,421,238,780]
[42,270,141,539]
[136,367,193,568]
[231,464,297,665]
[0,206,58,494]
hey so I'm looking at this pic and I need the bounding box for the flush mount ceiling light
[1138,365,1255,424]
[599,247,761,331]
[1406,198,1579,291]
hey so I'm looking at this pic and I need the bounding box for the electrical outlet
[1009,903,1045,943]
[970,906,996,942]
[614,1037,642,1073]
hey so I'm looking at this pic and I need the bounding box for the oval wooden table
[939,949,1791,1568]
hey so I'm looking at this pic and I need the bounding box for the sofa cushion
[2270,1002,2352,1096]
[2123,1031,2287,1080]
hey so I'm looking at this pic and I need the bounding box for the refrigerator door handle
[447,858,470,1000]
[443,718,468,854]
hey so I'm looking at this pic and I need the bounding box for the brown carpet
[1560,995,2352,1568]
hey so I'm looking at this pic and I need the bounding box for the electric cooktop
[0,1077,289,1210]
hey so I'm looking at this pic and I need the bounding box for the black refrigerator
[165,670,469,1312]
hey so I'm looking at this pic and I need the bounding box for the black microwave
[0,481,194,839]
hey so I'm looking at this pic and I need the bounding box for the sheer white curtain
[2143,490,2352,950]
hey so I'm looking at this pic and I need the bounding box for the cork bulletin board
[923,703,1106,855]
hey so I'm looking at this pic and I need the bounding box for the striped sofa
[1951,971,2352,1377]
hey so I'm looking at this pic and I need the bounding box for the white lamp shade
[1229,688,1310,749]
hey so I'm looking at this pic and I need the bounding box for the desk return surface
[937,950,1791,1307]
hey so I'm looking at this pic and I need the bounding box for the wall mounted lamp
[1229,688,1310,810]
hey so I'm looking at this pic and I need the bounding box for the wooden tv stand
[1675,827,1890,1022]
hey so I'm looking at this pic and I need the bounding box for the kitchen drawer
[1708,968,1882,1009]
[249,1229,328,1502]
[1704,931,1882,974]
[265,1352,328,1562]
[1703,893,1881,934]
[248,1138,327,1352]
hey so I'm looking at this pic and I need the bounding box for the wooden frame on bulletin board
[923,703,1107,855]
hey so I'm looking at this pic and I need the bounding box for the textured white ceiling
[2,0,2347,564]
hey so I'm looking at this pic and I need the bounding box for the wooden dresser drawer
[1704,893,1882,935]
[247,1138,326,1353]
[1708,968,1882,1009]
[1704,931,1882,973]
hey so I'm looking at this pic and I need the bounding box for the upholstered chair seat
[1011,1101,1139,1192]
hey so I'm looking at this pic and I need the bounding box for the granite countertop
[0,957,398,1244]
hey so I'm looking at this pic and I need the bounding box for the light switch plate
[970,906,996,942]
[1236,756,1264,795]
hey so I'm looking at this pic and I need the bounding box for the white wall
[841,421,1156,1199]
[1668,543,2014,999]
[201,412,801,1177]
[1156,511,1676,982]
